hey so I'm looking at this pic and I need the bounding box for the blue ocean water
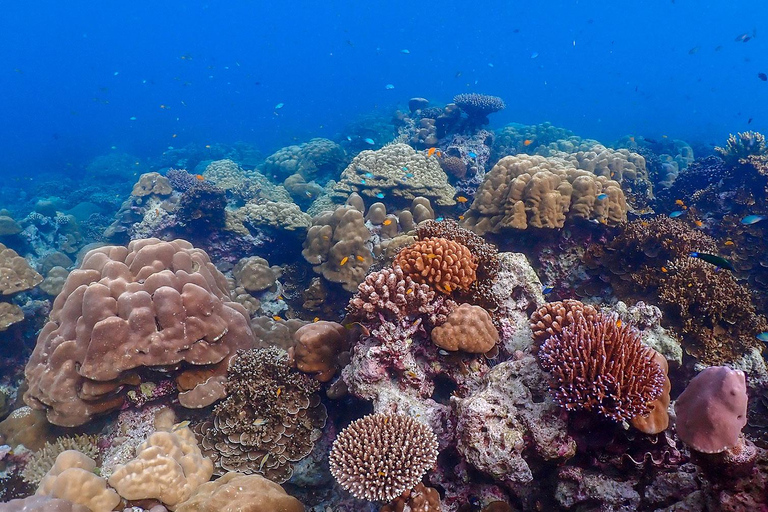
[2,0,766,177]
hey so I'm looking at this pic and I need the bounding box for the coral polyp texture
[394,237,478,294]
[461,154,628,233]
[329,413,438,502]
[431,303,498,353]
[23,238,255,427]
[537,311,666,423]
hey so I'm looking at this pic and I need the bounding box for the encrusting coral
[24,238,256,426]
[394,237,478,294]
[196,347,327,483]
[537,311,666,423]
[329,413,438,502]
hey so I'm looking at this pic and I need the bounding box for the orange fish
[427,147,441,157]
[694,220,703,227]
[276,387,282,398]
[444,283,452,293]
[313,317,320,322]
[661,266,668,273]
[383,219,392,226]
[456,196,468,203]
[356,255,365,262]
[675,199,685,206]
[458,215,465,220]
[616,319,622,328]
[195,174,205,180]
[340,256,349,266]
[682,205,688,210]
[272,315,282,321]
[724,240,734,246]
[523,139,533,146]
[406,288,413,294]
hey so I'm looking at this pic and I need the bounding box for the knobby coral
[431,303,498,353]
[538,312,666,423]
[394,237,478,294]
[329,413,438,502]
[530,299,600,347]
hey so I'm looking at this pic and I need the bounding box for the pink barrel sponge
[674,366,748,454]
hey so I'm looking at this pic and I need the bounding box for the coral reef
[715,131,767,165]
[37,451,120,512]
[262,138,346,183]
[394,237,478,294]
[24,238,255,426]
[431,304,498,353]
[21,436,100,486]
[329,413,438,502]
[452,93,506,124]
[288,321,348,382]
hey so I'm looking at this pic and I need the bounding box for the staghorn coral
[657,256,767,364]
[37,451,121,512]
[288,320,348,382]
[108,424,213,507]
[196,347,327,483]
[333,143,457,206]
[538,312,666,423]
[302,204,373,292]
[174,472,304,512]
[461,154,627,233]
[329,413,438,502]
[675,366,748,454]
[431,304,498,353]
[22,435,100,486]
[394,237,478,294]
[24,238,255,427]
[715,131,767,165]
[530,299,600,347]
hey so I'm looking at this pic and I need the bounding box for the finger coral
[461,154,627,233]
[24,238,256,426]
[394,237,478,294]
[538,312,666,423]
[329,413,438,502]
[196,347,327,483]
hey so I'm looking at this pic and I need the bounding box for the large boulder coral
[174,472,304,512]
[333,143,457,206]
[24,238,256,427]
[36,451,120,512]
[0,242,42,331]
[461,154,627,233]
[262,138,346,183]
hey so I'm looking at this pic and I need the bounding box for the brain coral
[329,413,438,502]
[538,312,666,423]
[24,238,256,427]
[395,237,478,294]
[461,154,627,234]
[333,143,457,206]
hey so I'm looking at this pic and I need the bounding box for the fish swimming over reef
[741,214,767,225]
[689,252,734,271]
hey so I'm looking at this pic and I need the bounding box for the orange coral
[395,237,477,294]
[530,300,600,346]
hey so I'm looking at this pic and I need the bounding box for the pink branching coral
[538,312,666,423]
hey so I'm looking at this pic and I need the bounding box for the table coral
[333,143,457,206]
[394,237,478,294]
[329,413,438,502]
[196,347,327,483]
[24,238,255,426]
[461,154,627,233]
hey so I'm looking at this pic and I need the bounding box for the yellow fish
[172,420,191,432]
[383,219,392,226]
[724,240,734,246]
[340,256,349,266]
[523,139,533,146]
[675,199,685,206]
[272,315,282,321]
[456,196,468,203]
[356,255,365,262]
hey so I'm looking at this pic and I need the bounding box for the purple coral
[453,93,506,119]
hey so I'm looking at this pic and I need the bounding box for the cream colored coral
[226,201,310,235]
[36,451,120,512]
[175,472,303,512]
[107,426,213,508]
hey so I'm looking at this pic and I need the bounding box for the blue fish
[402,166,408,171]
[375,193,385,198]
[385,84,395,90]
[364,138,375,145]
[597,193,608,200]
[756,332,768,342]
[741,214,767,225]
[405,173,414,178]
[436,217,444,221]
[542,286,554,294]
[274,102,284,109]
[347,136,352,141]
[690,252,735,271]
[365,172,374,178]
[468,151,477,158]
[400,49,410,54]
[669,211,685,218]
[360,179,366,185]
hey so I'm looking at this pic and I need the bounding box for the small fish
[427,147,439,157]
[669,211,685,218]
[661,266,668,273]
[129,116,137,121]
[313,317,320,322]
[436,216,444,221]
[347,135,352,141]
[488,62,494,67]
[360,179,366,185]
[542,286,554,294]
[376,193,385,198]
[530,52,539,59]
[724,240,735,246]
[340,256,349,266]
[276,387,282,398]
[675,199,685,206]
[385,84,395,90]
[438,349,451,356]
[597,193,608,200]
[404,173,414,178]
[444,283,452,292]
[715,45,723,51]
[258,453,270,472]
[468,151,477,158]
[205,144,211,148]
[688,46,701,55]
[523,139,533,146]
[252,418,268,427]
[272,315,283,321]
[749,118,754,124]
[406,288,413,294]
[735,33,751,42]
[455,71,462,78]
[364,138,375,145]
[458,214,465,220]
[400,49,410,54]
[172,133,177,138]
[356,255,365,261]
[383,219,392,226]
[759,73,768,82]
[456,196,468,203]
[756,332,768,342]
[274,102,284,109]
[365,172,374,177]
[694,220,703,227]
[172,421,191,432]
[616,319,623,328]
[629,136,636,142]
[690,252,734,271]
[401,166,408,171]
[741,214,767,225]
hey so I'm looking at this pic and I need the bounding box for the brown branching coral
[395,237,478,294]
[329,414,438,502]
[657,257,767,364]
[538,312,666,423]
[196,347,327,483]
[380,483,441,512]
[530,299,600,347]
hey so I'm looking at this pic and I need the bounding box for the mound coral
[461,154,627,233]
[333,143,457,206]
[24,238,255,426]
[538,312,666,423]
[394,237,478,294]
[0,242,42,331]
[263,138,346,183]
[288,320,348,382]
[675,366,748,454]
[174,472,304,512]
[196,347,327,483]
[329,413,438,502]
[431,303,498,353]
[37,451,120,512]
[232,256,282,292]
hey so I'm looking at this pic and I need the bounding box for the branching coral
[538,312,666,423]
[24,238,255,426]
[196,347,327,483]
[394,237,478,294]
[21,435,100,486]
[715,131,767,165]
[329,413,438,502]
[530,299,600,347]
